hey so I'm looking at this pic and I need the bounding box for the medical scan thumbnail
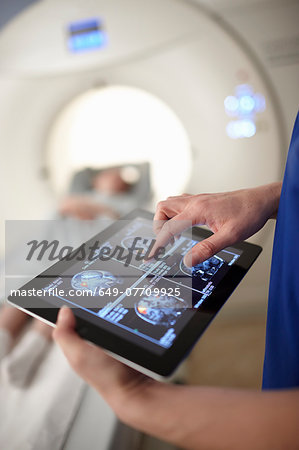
[135,294,188,327]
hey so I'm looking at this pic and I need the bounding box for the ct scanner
[0,0,295,448]
[0,0,287,309]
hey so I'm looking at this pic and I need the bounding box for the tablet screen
[39,216,242,354]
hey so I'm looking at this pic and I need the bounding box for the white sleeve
[0,329,12,361]
[1,329,51,388]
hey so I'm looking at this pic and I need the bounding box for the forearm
[257,181,282,220]
[120,383,299,450]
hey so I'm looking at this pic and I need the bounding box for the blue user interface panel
[67,18,107,53]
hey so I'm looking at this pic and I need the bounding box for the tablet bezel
[7,209,262,377]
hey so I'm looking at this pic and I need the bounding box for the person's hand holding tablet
[54,306,151,415]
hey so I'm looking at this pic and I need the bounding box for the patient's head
[92,168,130,195]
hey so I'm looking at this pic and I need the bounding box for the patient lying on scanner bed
[0,162,151,447]
[0,164,151,390]
[59,162,151,220]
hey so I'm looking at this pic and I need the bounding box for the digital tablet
[8,209,262,378]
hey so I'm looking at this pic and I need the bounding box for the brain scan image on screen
[121,236,154,257]
[71,270,122,295]
[135,295,187,327]
[180,255,224,281]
